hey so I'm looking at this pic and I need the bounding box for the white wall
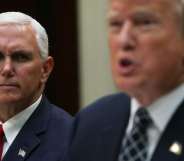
[78,0,117,108]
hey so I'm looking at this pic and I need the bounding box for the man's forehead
[110,0,174,5]
[109,0,177,15]
[110,0,151,3]
[0,23,32,33]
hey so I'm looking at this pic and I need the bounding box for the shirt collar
[131,84,184,132]
[2,95,42,145]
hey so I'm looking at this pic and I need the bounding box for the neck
[0,104,26,122]
[0,94,42,122]
[134,83,184,106]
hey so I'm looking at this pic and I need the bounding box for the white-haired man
[0,12,73,161]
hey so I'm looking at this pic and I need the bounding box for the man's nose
[118,22,136,51]
[0,58,15,77]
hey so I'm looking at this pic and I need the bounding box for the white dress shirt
[126,84,184,161]
[1,95,42,158]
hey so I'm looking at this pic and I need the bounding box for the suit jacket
[2,96,73,161]
[67,93,184,161]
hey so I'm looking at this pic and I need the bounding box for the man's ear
[41,56,54,83]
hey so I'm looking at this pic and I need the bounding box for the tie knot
[134,108,152,129]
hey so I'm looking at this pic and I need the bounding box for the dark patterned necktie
[118,108,152,161]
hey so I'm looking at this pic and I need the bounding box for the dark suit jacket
[67,93,184,161]
[2,96,73,161]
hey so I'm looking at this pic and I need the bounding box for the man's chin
[116,79,142,96]
[0,95,21,104]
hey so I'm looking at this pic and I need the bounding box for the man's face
[108,0,184,102]
[0,24,53,107]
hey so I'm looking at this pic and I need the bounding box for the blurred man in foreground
[67,0,184,160]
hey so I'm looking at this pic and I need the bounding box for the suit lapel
[151,100,184,161]
[99,97,130,161]
[3,131,40,161]
[2,97,51,161]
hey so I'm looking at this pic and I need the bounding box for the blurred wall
[78,0,117,108]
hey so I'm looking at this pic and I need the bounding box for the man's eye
[142,19,153,25]
[108,20,123,32]
[12,52,32,62]
[134,18,158,27]
[0,53,4,61]
[109,20,122,27]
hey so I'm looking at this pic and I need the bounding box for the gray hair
[0,11,48,60]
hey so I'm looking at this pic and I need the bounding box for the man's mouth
[120,58,133,67]
[116,58,136,75]
[0,83,19,89]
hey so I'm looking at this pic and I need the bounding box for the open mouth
[116,58,136,75]
[119,58,133,67]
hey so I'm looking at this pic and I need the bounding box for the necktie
[118,108,152,161]
[0,125,4,160]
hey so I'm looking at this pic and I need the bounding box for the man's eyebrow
[107,10,121,19]
[107,9,159,20]
[12,49,33,54]
[132,9,161,18]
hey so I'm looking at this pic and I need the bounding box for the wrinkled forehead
[0,23,34,34]
[109,0,178,9]
[0,24,38,50]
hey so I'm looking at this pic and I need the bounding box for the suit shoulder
[47,104,73,157]
[49,103,73,124]
[80,93,130,114]
[69,93,130,153]
[75,93,130,124]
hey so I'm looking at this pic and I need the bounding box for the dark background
[0,0,79,115]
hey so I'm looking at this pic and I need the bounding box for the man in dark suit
[0,12,73,161]
[67,0,184,160]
